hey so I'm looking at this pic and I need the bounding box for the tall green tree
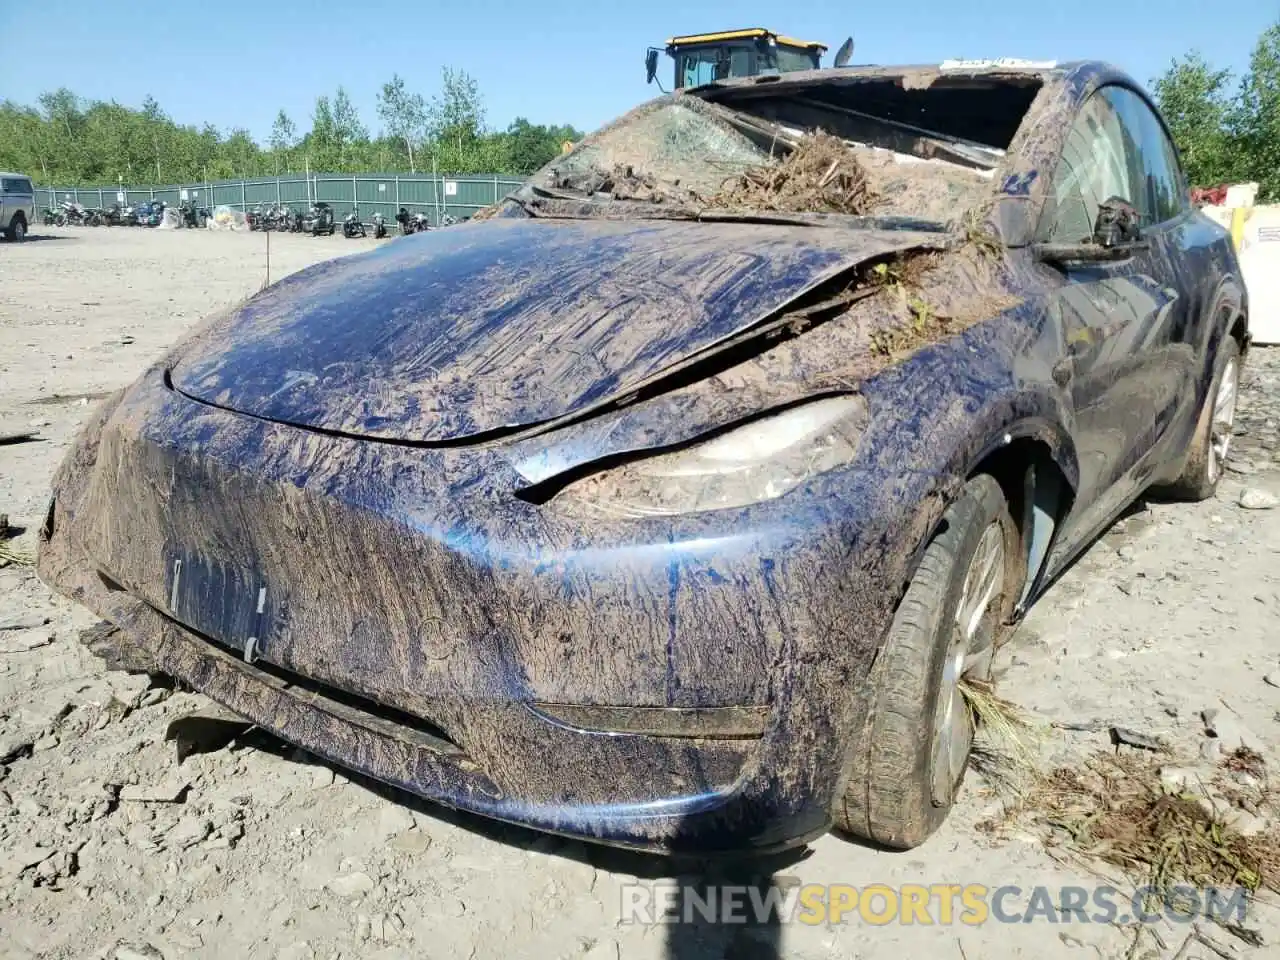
[1235,24,1280,200]
[429,67,485,156]
[0,71,581,185]
[504,117,584,174]
[269,109,297,173]
[377,74,427,173]
[331,86,367,168]
[1152,53,1236,188]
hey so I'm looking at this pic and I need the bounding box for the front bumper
[39,370,940,852]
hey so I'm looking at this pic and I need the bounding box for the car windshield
[530,73,1043,224]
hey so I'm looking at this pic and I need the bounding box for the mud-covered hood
[172,218,934,442]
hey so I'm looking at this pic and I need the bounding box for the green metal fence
[35,172,525,226]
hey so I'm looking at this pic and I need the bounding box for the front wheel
[834,473,1024,849]
[1157,337,1241,501]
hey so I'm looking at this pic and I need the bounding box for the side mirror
[833,37,854,69]
[1031,196,1149,267]
[1032,240,1149,266]
[645,48,659,85]
[1092,195,1142,246]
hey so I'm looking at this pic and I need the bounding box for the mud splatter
[552,164,702,206]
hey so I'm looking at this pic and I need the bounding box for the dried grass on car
[961,678,1044,800]
[705,132,878,216]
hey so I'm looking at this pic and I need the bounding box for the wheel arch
[895,411,1080,621]
[1207,278,1248,360]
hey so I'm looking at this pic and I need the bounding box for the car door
[16,177,35,223]
[1037,84,1199,550]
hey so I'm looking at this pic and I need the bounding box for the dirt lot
[2,226,1280,960]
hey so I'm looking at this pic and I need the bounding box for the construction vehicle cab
[646,28,848,90]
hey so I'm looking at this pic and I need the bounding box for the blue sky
[1,0,1276,141]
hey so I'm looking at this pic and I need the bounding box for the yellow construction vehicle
[645,28,853,91]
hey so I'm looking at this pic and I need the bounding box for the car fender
[1205,276,1248,360]
[886,387,1080,616]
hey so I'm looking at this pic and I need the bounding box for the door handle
[1052,359,1073,387]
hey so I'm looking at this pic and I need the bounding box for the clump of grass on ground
[0,514,34,567]
[1026,750,1280,905]
[0,543,33,567]
[958,679,1280,910]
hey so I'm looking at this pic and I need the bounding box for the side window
[2,178,32,194]
[1101,86,1184,225]
[1037,93,1141,243]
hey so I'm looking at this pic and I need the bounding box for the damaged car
[40,60,1247,854]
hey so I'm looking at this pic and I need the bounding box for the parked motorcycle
[102,203,130,227]
[395,207,430,235]
[371,211,387,239]
[250,203,298,232]
[57,200,88,226]
[342,209,366,239]
[41,205,60,226]
[303,202,335,236]
[134,200,166,227]
[177,200,210,229]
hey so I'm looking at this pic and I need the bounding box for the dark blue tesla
[40,59,1248,853]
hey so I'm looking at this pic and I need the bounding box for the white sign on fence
[444,181,458,197]
[180,189,189,201]
[116,192,125,203]
[378,183,386,192]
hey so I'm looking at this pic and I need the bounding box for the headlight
[553,394,868,518]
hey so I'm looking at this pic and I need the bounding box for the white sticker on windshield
[940,58,1057,71]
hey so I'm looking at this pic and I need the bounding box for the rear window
[706,73,1043,151]
[2,178,33,194]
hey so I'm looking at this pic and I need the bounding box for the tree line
[0,67,583,187]
[1153,21,1280,200]
[10,33,1280,198]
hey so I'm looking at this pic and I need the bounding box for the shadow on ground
[15,233,79,243]
[199,726,795,958]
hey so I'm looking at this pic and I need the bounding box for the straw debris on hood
[705,132,878,215]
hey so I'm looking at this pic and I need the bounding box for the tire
[8,216,25,242]
[834,474,1024,849]
[1157,337,1241,501]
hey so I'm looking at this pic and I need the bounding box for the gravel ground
[2,226,1280,960]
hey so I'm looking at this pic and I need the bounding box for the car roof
[0,172,33,180]
[684,59,1133,96]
